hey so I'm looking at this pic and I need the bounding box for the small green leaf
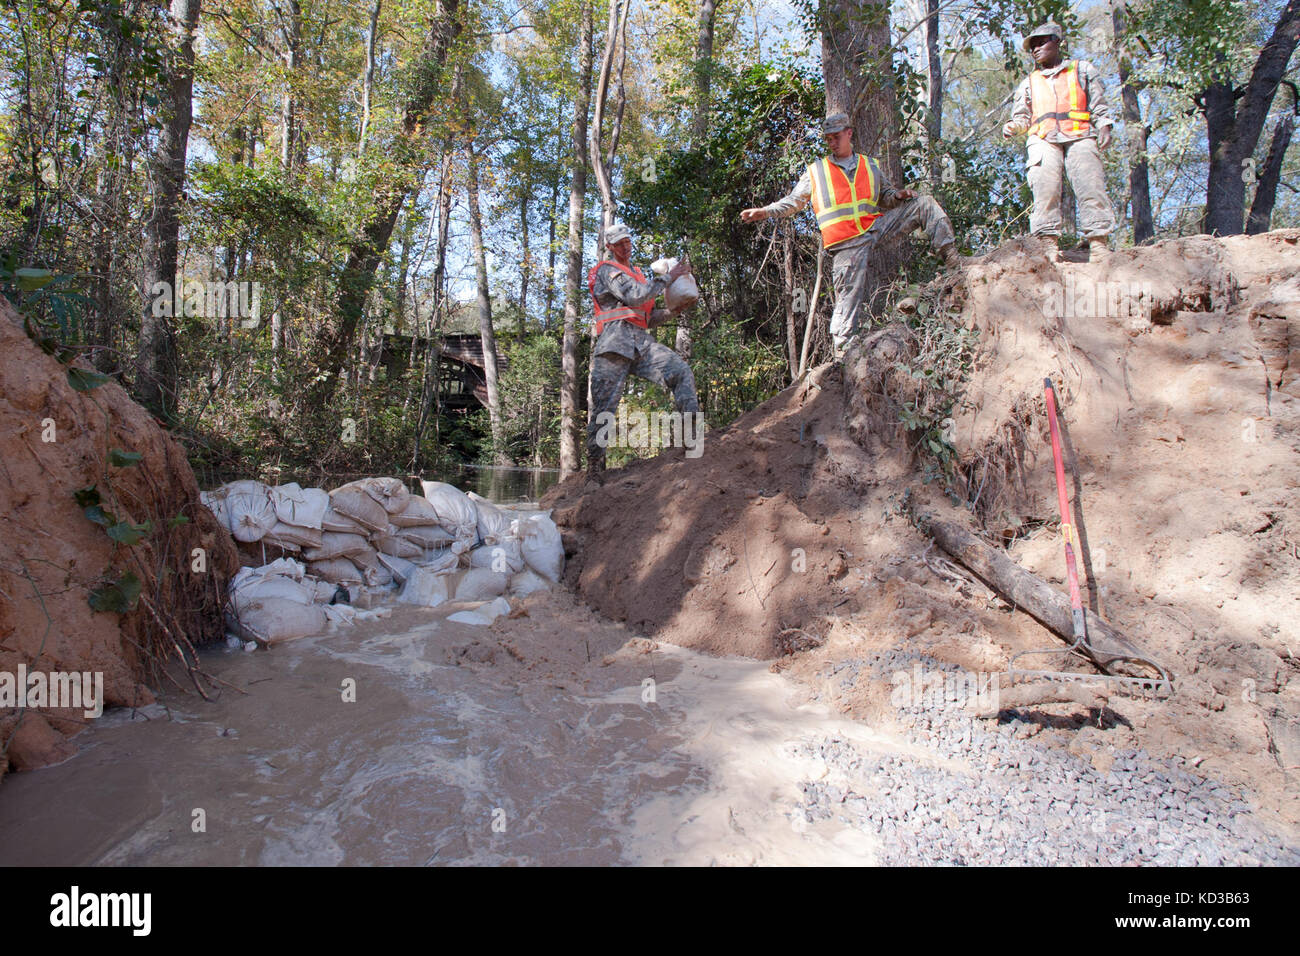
[88,570,142,613]
[107,520,151,545]
[109,447,143,467]
[84,504,116,527]
[168,514,191,527]
[74,485,100,508]
[67,366,110,391]
[15,268,53,291]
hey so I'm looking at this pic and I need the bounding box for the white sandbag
[390,495,444,528]
[372,532,424,559]
[302,532,371,561]
[328,487,389,533]
[516,512,564,582]
[262,521,323,550]
[467,492,512,544]
[230,574,316,610]
[307,558,364,585]
[238,557,306,582]
[320,506,368,534]
[230,597,327,645]
[665,273,699,311]
[335,477,410,515]
[509,569,552,597]
[412,549,459,574]
[467,538,525,574]
[270,483,329,529]
[455,567,509,602]
[398,524,456,549]
[349,550,394,588]
[376,552,418,584]
[418,481,480,543]
[398,567,450,607]
[202,480,277,542]
[448,597,510,627]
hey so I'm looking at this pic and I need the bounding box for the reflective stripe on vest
[588,260,655,335]
[1028,61,1092,138]
[808,154,882,249]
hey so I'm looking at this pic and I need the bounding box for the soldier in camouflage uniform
[741,112,962,358]
[1003,21,1117,261]
[586,223,697,480]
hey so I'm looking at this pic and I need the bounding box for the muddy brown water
[0,604,904,865]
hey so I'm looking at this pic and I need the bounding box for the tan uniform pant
[1026,135,1115,239]
[829,195,956,346]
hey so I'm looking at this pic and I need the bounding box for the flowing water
[0,602,903,866]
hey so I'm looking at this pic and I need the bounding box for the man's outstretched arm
[741,169,812,222]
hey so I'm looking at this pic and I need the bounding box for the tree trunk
[1111,1,1152,243]
[359,0,382,152]
[781,224,798,380]
[691,0,717,142]
[278,0,301,174]
[560,0,593,478]
[136,0,202,421]
[680,0,717,361]
[820,0,905,320]
[518,187,530,338]
[1202,0,1300,236]
[1247,112,1295,234]
[923,0,942,184]
[924,517,1159,673]
[589,0,627,242]
[544,119,561,331]
[310,0,461,405]
[467,141,505,463]
[412,147,454,470]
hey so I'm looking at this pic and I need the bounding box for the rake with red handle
[1006,378,1171,698]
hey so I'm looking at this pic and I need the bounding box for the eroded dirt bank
[546,231,1300,836]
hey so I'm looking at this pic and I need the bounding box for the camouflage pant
[587,324,699,468]
[829,195,957,346]
[1026,136,1115,239]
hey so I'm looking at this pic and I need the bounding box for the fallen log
[922,517,1160,673]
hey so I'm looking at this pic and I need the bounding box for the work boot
[939,242,964,270]
[1037,235,1060,259]
[584,451,606,487]
[1088,237,1109,264]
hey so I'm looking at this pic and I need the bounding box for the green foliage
[88,570,142,614]
[889,288,979,490]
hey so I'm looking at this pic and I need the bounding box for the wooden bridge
[380,332,509,410]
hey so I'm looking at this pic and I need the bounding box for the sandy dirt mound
[0,297,238,775]
[546,230,1300,826]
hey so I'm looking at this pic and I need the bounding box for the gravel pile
[793,649,1298,865]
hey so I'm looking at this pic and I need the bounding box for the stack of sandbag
[203,475,566,610]
[224,558,389,646]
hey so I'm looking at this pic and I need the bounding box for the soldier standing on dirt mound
[1003,21,1117,262]
[740,112,964,360]
[586,223,698,483]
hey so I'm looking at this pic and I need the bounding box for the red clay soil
[0,297,238,776]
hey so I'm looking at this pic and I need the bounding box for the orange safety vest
[1027,60,1092,138]
[588,260,655,335]
[808,154,883,249]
